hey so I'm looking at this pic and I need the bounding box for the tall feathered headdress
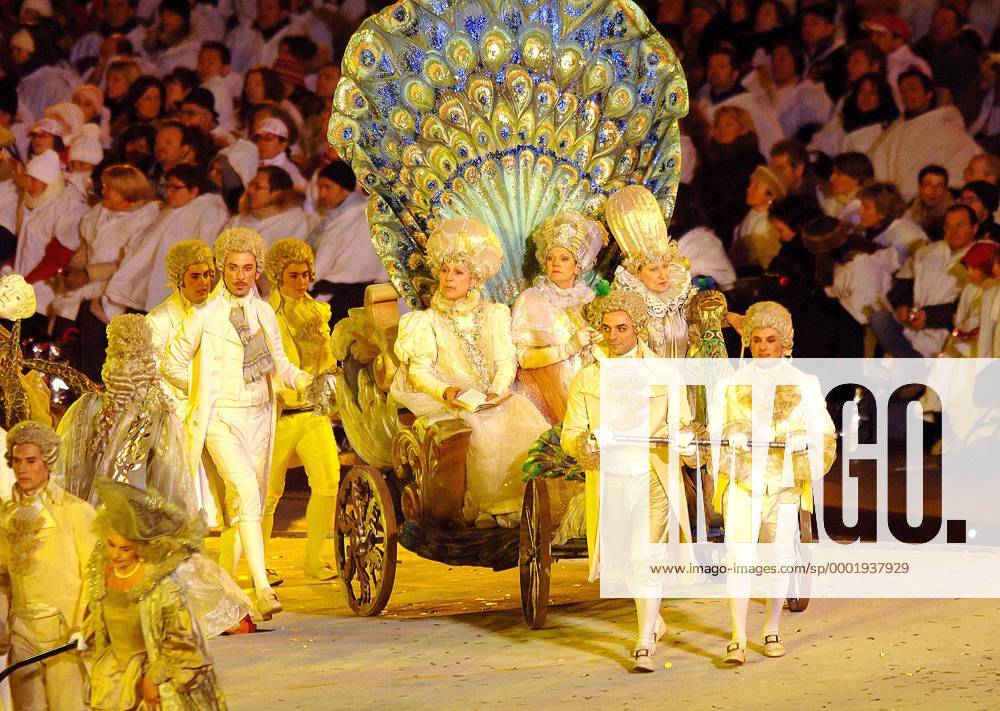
[329,0,689,307]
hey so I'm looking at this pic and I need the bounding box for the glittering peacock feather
[329,0,688,308]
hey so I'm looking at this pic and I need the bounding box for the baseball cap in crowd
[253,117,289,140]
[30,118,65,138]
[750,165,788,199]
[862,14,911,42]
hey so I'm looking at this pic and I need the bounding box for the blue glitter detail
[499,125,511,140]
[573,26,597,50]
[361,49,376,67]
[601,47,630,80]
[538,92,548,105]
[528,5,555,26]
[503,10,522,33]
[404,48,424,73]
[430,26,446,51]
[464,15,488,40]
[379,53,396,74]
[564,2,584,18]
[392,6,406,21]
[639,89,655,106]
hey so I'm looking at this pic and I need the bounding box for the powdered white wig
[214,227,266,273]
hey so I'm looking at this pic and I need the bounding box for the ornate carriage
[330,284,588,625]
[324,0,700,624]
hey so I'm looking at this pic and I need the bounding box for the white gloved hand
[727,432,750,451]
[68,631,87,652]
[572,327,598,351]
[787,432,809,453]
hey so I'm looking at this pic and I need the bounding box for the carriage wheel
[519,478,552,629]
[787,597,810,612]
[334,465,398,616]
[787,508,815,612]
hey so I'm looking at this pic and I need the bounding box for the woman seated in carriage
[510,211,607,422]
[389,218,555,528]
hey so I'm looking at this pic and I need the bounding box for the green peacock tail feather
[329,0,688,308]
[522,424,586,481]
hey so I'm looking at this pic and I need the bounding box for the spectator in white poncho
[869,69,982,200]
[105,164,229,315]
[3,151,87,285]
[224,165,309,249]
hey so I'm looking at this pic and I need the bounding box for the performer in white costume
[561,289,695,672]
[711,301,836,665]
[162,227,311,617]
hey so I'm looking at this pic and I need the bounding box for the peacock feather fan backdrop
[328,0,688,309]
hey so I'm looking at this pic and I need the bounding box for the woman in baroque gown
[510,210,607,422]
[390,218,551,527]
[83,478,230,710]
[606,185,698,358]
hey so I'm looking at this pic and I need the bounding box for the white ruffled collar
[430,288,483,319]
[532,276,595,311]
[614,265,692,317]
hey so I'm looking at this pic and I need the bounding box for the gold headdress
[426,218,504,283]
[214,227,266,273]
[605,185,680,272]
[0,274,36,320]
[533,211,608,274]
[586,289,649,334]
[742,300,794,357]
[265,238,315,287]
[94,477,205,562]
[165,240,213,289]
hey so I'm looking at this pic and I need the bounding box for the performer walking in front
[162,227,311,617]
[0,421,95,709]
[711,301,836,665]
[561,290,695,672]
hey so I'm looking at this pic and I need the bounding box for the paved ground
[208,492,999,710]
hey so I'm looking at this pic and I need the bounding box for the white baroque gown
[390,290,550,520]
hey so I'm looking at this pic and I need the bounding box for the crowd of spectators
[0,0,998,385]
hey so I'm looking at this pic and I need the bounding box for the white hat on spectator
[26,150,61,184]
[253,117,289,140]
[30,117,65,138]
[69,125,104,166]
[219,139,259,188]
[19,0,53,20]
[45,102,86,142]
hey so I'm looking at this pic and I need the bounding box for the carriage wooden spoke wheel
[519,478,552,629]
[334,465,398,616]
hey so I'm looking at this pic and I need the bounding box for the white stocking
[238,519,271,593]
[727,572,751,645]
[218,525,242,577]
[633,597,662,648]
[764,573,790,636]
